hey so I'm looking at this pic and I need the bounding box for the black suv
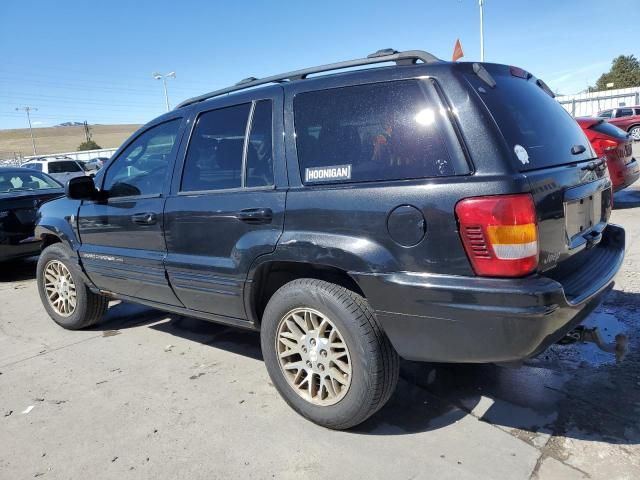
[34,49,625,429]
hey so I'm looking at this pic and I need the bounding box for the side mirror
[66,176,98,200]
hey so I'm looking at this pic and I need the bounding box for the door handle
[131,212,157,225]
[234,208,273,224]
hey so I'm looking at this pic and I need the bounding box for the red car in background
[596,106,640,141]
[577,117,640,191]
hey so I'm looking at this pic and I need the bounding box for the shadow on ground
[0,257,37,282]
[88,290,640,446]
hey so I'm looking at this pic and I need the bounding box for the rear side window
[49,161,82,173]
[468,65,595,170]
[181,104,251,192]
[589,120,629,140]
[616,108,634,117]
[294,80,461,185]
[246,100,274,188]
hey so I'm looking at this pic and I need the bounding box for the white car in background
[22,156,88,184]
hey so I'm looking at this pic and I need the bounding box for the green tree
[78,140,101,151]
[592,55,640,91]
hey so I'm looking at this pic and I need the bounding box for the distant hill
[0,124,141,159]
[55,121,86,127]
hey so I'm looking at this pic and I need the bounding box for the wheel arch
[245,260,366,327]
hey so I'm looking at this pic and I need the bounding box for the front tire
[260,278,399,429]
[37,243,108,330]
[629,125,640,141]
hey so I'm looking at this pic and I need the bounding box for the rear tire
[37,243,108,330]
[260,278,399,430]
[629,125,640,141]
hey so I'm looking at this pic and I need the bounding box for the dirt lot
[0,124,140,158]
[0,169,639,479]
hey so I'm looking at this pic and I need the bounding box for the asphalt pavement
[1,151,639,479]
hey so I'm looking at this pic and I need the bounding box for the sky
[1,0,637,130]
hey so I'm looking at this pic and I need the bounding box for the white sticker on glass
[514,144,529,165]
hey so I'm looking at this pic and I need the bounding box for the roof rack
[176,48,441,109]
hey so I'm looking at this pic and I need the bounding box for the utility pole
[83,120,92,142]
[15,106,38,155]
[153,71,176,112]
[479,0,485,62]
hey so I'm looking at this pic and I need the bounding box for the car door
[164,89,286,319]
[77,117,185,306]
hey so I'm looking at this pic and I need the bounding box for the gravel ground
[1,156,639,479]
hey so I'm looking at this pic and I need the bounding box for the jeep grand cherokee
[34,49,624,429]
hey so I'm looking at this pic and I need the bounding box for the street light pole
[479,0,485,62]
[15,106,38,155]
[153,71,176,112]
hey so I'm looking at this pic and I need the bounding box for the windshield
[0,171,62,193]
[465,64,596,171]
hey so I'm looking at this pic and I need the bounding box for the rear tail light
[592,137,619,152]
[455,194,538,277]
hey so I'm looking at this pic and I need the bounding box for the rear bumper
[352,224,625,363]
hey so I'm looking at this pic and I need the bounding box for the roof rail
[176,48,441,109]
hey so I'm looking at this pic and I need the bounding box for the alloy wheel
[276,308,352,406]
[43,260,77,317]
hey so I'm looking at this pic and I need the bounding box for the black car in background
[0,167,63,262]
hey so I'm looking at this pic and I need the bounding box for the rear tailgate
[525,162,612,271]
[464,63,613,272]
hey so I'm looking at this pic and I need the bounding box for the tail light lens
[455,194,538,277]
[592,137,619,153]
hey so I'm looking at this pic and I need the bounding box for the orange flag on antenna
[452,39,464,62]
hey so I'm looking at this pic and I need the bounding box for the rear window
[589,120,629,140]
[23,163,43,171]
[294,80,466,185]
[468,65,595,170]
[49,161,82,173]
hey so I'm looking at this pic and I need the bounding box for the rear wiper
[581,159,606,171]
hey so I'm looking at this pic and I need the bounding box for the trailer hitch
[558,326,628,362]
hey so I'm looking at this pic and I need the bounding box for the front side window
[294,80,457,185]
[104,119,181,198]
[598,110,612,118]
[48,161,83,173]
[181,104,251,192]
